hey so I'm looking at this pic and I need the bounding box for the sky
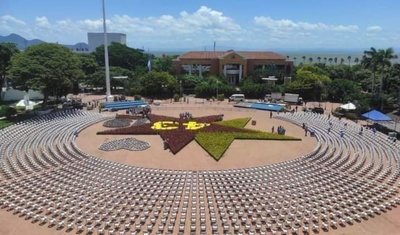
[0,0,399,51]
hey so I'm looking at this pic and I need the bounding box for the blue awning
[361,109,392,122]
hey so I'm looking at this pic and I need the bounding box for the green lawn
[195,130,301,161]
[0,119,14,129]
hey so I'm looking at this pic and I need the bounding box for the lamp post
[216,81,219,98]
[179,80,182,98]
[102,0,111,99]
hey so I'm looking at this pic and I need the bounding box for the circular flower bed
[103,119,132,128]
[99,137,150,151]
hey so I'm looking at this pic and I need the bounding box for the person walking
[163,139,170,150]
[270,111,272,119]
[304,126,308,136]
[271,126,275,133]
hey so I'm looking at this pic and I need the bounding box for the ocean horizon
[150,48,400,66]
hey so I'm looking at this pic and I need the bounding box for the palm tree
[302,56,306,63]
[286,55,290,61]
[323,57,327,64]
[347,56,351,66]
[362,47,398,98]
[328,58,333,64]
[293,57,297,62]
[354,57,359,64]
[308,57,313,64]
[334,57,338,64]
[317,57,321,63]
[340,58,345,64]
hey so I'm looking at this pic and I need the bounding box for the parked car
[229,94,245,102]
[311,107,324,114]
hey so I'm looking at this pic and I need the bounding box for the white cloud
[1,15,26,25]
[254,16,359,32]
[35,16,51,29]
[366,25,382,33]
[0,8,397,50]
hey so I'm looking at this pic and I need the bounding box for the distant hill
[0,33,89,52]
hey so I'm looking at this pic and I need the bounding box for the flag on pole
[2,77,9,91]
[147,58,152,72]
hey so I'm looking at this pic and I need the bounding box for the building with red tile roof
[172,50,293,84]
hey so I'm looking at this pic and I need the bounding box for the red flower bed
[193,115,224,123]
[97,114,244,155]
[147,114,181,123]
[97,123,158,135]
[159,129,196,154]
[147,114,223,124]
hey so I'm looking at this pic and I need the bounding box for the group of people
[271,125,286,135]
[302,123,316,137]
[180,112,192,120]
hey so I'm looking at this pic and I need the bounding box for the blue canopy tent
[361,109,392,122]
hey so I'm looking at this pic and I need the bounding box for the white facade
[1,88,44,101]
[88,33,127,52]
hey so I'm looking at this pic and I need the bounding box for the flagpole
[102,0,111,99]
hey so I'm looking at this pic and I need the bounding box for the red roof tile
[177,50,286,60]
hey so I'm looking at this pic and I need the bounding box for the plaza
[0,97,399,235]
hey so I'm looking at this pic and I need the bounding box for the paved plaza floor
[0,95,399,235]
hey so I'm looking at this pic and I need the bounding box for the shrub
[0,105,17,118]
[134,95,142,101]
[173,93,180,102]
[345,112,358,120]
[0,120,13,129]
[217,94,225,101]
[15,106,26,112]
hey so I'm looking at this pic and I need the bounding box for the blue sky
[1,0,399,51]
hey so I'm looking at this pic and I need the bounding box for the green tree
[179,74,202,94]
[87,66,136,91]
[193,76,236,98]
[0,43,20,100]
[328,79,360,102]
[140,71,177,98]
[152,55,174,73]
[347,56,352,66]
[362,47,398,97]
[325,64,353,80]
[288,64,331,100]
[9,43,82,108]
[323,57,327,64]
[302,56,306,63]
[77,53,99,94]
[317,57,321,63]
[92,42,147,71]
[334,57,338,64]
[328,58,333,64]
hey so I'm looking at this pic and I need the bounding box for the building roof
[177,50,286,60]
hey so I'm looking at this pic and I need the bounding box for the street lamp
[179,80,182,98]
[102,0,112,100]
[216,81,219,98]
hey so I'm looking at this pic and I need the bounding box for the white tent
[16,99,36,107]
[340,102,356,110]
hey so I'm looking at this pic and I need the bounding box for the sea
[149,49,400,66]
